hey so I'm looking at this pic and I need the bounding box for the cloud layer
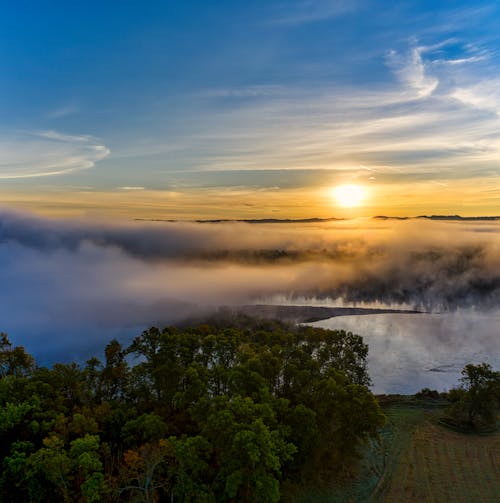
[1,210,500,361]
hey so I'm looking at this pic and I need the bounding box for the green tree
[169,435,214,502]
[122,413,168,448]
[0,441,34,502]
[450,363,500,430]
[200,395,296,503]
[69,434,105,501]
[0,333,35,378]
[27,434,72,502]
[0,320,385,500]
[101,339,129,402]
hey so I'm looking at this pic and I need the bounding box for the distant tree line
[0,317,385,502]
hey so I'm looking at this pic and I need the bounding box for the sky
[1,0,500,218]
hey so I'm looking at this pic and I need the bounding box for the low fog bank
[1,209,500,362]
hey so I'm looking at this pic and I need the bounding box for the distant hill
[373,215,500,221]
[135,217,344,223]
[135,215,500,223]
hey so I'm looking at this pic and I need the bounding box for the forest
[0,317,385,502]
[1,316,498,503]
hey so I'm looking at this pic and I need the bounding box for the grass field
[377,408,500,503]
[285,398,500,503]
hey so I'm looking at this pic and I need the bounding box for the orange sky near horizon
[2,176,499,220]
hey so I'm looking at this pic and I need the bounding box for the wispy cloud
[36,130,96,143]
[434,55,487,66]
[386,46,439,99]
[271,0,364,25]
[168,37,500,189]
[46,104,79,119]
[451,79,500,115]
[0,130,110,179]
[201,85,284,98]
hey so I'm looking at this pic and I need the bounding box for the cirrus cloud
[0,130,110,179]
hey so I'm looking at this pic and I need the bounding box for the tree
[0,441,34,502]
[101,340,128,402]
[0,333,35,378]
[120,439,172,503]
[122,413,168,448]
[460,363,499,428]
[69,434,105,502]
[199,395,296,503]
[169,435,214,502]
[445,362,500,431]
[0,320,384,500]
[26,434,72,502]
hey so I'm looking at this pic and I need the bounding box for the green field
[285,399,500,503]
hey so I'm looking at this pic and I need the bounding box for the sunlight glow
[331,184,367,208]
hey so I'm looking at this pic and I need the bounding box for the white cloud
[386,47,439,99]
[451,79,500,115]
[36,130,94,142]
[434,55,487,66]
[0,130,110,179]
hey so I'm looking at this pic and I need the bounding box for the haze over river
[309,310,500,394]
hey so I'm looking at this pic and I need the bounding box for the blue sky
[2,0,500,216]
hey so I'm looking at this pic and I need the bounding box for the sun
[331,184,366,208]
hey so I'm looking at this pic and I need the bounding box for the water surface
[309,310,500,394]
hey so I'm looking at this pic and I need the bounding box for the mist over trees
[0,320,385,502]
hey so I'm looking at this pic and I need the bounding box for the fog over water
[1,209,499,390]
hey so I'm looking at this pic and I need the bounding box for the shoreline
[236,304,423,324]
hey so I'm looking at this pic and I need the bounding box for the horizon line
[134,214,500,224]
